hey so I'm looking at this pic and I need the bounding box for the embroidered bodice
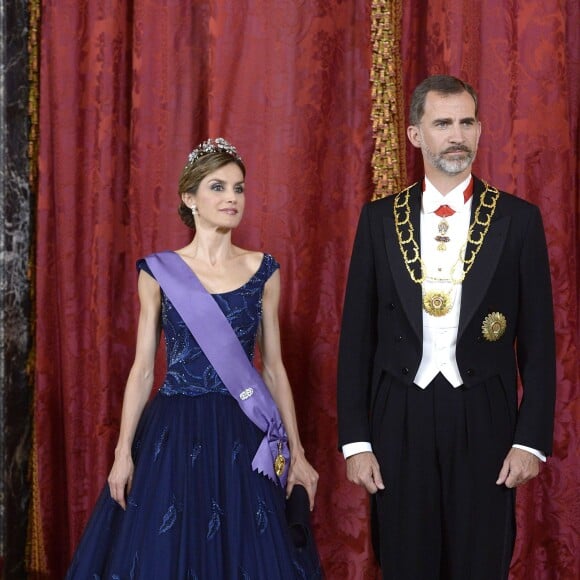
[137,253,279,397]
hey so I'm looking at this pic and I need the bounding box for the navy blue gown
[67,253,322,579]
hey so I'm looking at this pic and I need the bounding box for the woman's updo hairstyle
[177,138,246,230]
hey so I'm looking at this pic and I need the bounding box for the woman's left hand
[286,452,319,510]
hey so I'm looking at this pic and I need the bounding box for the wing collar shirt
[413,175,472,389]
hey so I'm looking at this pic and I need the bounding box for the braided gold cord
[25,0,47,575]
[370,0,406,200]
[26,426,47,576]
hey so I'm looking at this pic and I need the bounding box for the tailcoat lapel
[384,182,423,341]
[457,177,509,340]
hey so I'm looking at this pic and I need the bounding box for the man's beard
[423,143,475,175]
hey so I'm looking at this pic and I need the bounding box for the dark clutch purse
[285,484,312,548]
[285,484,325,577]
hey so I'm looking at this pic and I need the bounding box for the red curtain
[33,1,578,579]
[34,1,373,577]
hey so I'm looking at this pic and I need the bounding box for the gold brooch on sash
[422,290,452,317]
[274,441,286,477]
[481,312,507,341]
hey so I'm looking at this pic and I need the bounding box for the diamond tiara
[187,138,243,165]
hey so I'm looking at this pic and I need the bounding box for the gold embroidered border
[25,0,47,575]
[370,0,406,200]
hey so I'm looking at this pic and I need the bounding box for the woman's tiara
[187,138,243,165]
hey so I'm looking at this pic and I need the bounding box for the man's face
[407,90,481,177]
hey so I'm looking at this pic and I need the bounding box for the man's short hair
[409,75,479,125]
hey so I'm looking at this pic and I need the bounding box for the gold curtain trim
[27,0,39,192]
[26,427,47,575]
[25,0,47,575]
[370,0,406,199]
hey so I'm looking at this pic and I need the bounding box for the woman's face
[183,162,245,231]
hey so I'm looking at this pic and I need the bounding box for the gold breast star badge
[481,312,507,341]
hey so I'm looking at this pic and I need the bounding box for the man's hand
[496,447,540,488]
[346,451,385,494]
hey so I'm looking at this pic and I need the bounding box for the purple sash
[145,251,289,487]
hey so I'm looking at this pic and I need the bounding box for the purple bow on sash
[145,251,290,487]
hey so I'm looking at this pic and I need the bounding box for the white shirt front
[413,175,472,388]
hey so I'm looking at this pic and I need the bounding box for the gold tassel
[370,0,406,199]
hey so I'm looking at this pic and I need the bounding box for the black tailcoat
[338,176,556,458]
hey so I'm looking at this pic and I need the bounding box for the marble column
[0,0,34,577]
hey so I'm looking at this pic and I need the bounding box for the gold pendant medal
[274,441,286,477]
[435,219,450,251]
[423,289,452,317]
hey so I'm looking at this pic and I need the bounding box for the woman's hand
[286,452,319,511]
[107,451,134,510]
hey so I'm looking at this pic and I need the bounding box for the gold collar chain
[393,181,500,285]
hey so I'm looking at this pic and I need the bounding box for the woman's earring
[191,205,197,216]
